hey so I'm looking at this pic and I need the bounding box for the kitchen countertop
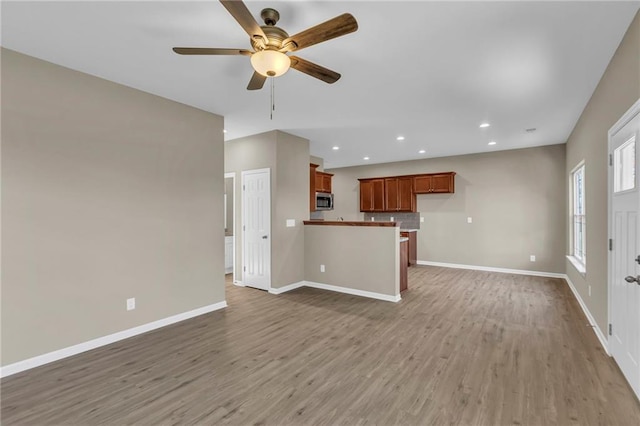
[400,237,409,243]
[303,221,398,227]
[401,229,418,232]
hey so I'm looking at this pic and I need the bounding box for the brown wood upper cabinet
[310,164,334,212]
[359,172,455,212]
[385,177,415,212]
[413,172,455,194]
[310,164,319,212]
[359,178,385,212]
[316,171,333,193]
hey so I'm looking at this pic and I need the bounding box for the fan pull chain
[270,77,276,120]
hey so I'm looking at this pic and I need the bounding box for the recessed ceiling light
[396,136,405,141]
[332,146,340,150]
[419,150,426,154]
[479,123,490,128]
[223,129,227,133]
[363,156,370,160]
[488,141,497,146]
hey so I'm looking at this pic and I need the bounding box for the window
[614,136,636,193]
[570,162,586,271]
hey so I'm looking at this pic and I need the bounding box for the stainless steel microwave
[315,192,334,210]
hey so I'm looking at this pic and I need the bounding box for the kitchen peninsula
[303,220,405,301]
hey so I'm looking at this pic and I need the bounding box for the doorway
[241,168,271,291]
[224,172,235,281]
[608,98,640,400]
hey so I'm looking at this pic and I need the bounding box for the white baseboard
[563,275,609,355]
[268,281,305,295]
[233,281,245,287]
[304,281,401,303]
[0,301,228,378]
[267,279,400,302]
[416,260,566,278]
[416,260,609,354]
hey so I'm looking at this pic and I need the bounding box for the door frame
[607,99,640,328]
[241,168,271,291]
[607,97,640,356]
[224,172,236,283]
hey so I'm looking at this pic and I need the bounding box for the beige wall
[1,49,225,365]
[224,177,234,235]
[565,12,640,333]
[310,155,324,171]
[274,132,309,288]
[304,225,399,297]
[225,130,309,289]
[329,144,566,274]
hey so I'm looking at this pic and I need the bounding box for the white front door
[609,100,640,400]
[242,168,271,291]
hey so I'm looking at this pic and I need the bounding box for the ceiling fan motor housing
[251,26,289,51]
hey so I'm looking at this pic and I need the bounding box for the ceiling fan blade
[281,13,358,52]
[219,0,268,43]
[289,56,341,84]
[173,47,252,56]
[247,71,267,90]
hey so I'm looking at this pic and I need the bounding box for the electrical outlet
[467,217,473,224]
[390,216,394,222]
[420,217,425,223]
[530,255,536,262]
[286,219,295,227]
[320,264,325,273]
[126,298,136,311]
[371,217,375,222]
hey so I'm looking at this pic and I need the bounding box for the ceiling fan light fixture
[251,50,291,77]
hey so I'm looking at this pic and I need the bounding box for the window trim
[568,160,586,275]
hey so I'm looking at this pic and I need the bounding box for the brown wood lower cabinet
[400,239,408,292]
[400,231,417,266]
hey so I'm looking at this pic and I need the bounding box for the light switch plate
[420,217,425,223]
[286,219,295,227]
[126,298,135,311]
[467,217,473,224]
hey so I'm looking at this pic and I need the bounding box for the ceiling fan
[173,0,358,90]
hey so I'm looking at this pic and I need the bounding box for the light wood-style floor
[2,266,640,425]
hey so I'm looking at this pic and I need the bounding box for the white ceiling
[2,1,638,168]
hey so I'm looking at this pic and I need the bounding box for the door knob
[624,275,640,284]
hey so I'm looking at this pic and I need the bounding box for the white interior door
[242,168,271,291]
[609,101,640,400]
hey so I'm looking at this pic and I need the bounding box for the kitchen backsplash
[364,212,420,230]
[310,211,324,220]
